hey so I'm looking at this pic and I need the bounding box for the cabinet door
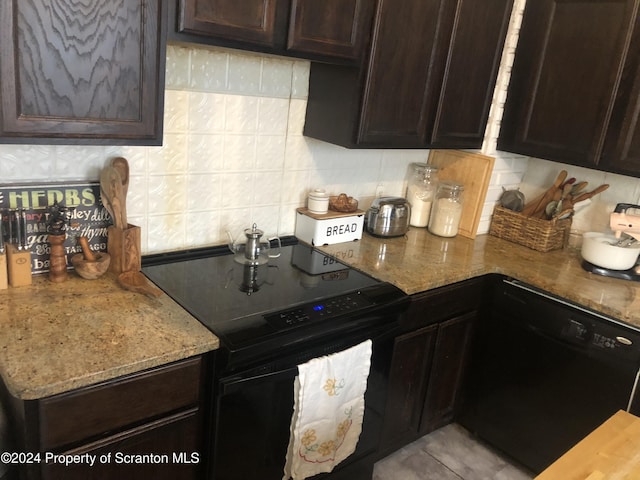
[601,20,640,176]
[430,0,513,148]
[287,0,374,61]
[0,0,167,145]
[179,0,288,48]
[498,0,638,167]
[419,312,475,434]
[42,410,202,480]
[380,325,438,454]
[357,0,449,146]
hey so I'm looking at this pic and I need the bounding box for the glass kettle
[227,223,281,265]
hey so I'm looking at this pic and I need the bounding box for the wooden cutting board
[535,410,640,479]
[428,150,495,239]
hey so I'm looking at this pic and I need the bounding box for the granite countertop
[0,273,219,400]
[318,229,640,328]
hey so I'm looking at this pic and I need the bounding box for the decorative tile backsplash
[0,0,634,253]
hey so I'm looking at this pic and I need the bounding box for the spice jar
[405,163,438,227]
[428,181,464,237]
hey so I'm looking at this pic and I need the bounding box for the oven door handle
[220,365,298,396]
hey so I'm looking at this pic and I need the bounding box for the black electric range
[142,239,407,368]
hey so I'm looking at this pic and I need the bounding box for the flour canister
[406,163,438,227]
[428,182,464,237]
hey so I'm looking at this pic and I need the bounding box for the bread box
[295,208,364,246]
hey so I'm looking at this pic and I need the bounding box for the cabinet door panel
[430,0,513,148]
[380,325,438,452]
[0,0,166,143]
[179,0,285,47]
[498,0,637,166]
[420,312,475,434]
[602,17,640,176]
[358,0,448,146]
[287,0,373,61]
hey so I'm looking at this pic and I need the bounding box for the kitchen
[2,0,640,479]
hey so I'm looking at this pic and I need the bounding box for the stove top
[142,242,406,356]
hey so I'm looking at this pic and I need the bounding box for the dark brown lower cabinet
[5,354,211,480]
[42,410,200,480]
[380,279,484,456]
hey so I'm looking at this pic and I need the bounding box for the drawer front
[38,356,203,451]
[404,278,485,330]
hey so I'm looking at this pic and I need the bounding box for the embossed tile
[147,213,185,252]
[186,173,222,211]
[147,174,187,214]
[256,135,286,171]
[165,44,191,90]
[260,57,293,98]
[257,97,289,135]
[252,171,283,206]
[149,134,188,175]
[164,90,189,134]
[188,92,226,134]
[227,52,261,95]
[224,95,259,133]
[185,210,221,247]
[220,172,254,209]
[0,145,54,180]
[190,47,228,92]
[222,134,257,171]
[187,133,224,172]
[291,61,310,99]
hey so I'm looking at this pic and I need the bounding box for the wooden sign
[0,182,111,274]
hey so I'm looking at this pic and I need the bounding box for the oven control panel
[265,291,374,329]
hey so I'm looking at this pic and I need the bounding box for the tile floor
[373,424,535,480]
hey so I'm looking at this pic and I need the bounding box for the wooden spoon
[111,157,129,227]
[118,271,163,297]
[521,170,568,217]
[100,166,125,230]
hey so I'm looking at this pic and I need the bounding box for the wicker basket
[489,205,572,252]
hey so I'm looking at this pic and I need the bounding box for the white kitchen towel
[283,340,372,480]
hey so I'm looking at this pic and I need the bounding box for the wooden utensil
[572,184,610,204]
[521,170,568,217]
[118,271,163,297]
[100,166,125,229]
[111,157,129,227]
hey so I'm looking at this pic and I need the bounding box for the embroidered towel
[283,340,372,480]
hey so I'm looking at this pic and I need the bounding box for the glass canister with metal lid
[428,181,464,237]
[405,163,438,227]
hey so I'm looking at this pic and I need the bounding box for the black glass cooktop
[142,242,403,353]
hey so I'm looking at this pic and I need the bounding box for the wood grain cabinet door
[0,0,167,145]
[498,0,638,168]
[601,17,640,177]
[287,0,374,61]
[179,0,288,48]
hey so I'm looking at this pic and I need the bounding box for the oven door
[210,321,398,480]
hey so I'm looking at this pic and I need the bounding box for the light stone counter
[0,273,219,400]
[317,229,640,329]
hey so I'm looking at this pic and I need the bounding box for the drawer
[404,277,486,330]
[38,356,203,450]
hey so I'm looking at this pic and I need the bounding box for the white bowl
[581,232,640,270]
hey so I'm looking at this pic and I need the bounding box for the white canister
[428,182,464,237]
[308,189,330,214]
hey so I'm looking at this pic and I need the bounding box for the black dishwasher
[459,277,640,474]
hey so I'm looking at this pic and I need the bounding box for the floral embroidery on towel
[298,407,353,464]
[323,377,345,396]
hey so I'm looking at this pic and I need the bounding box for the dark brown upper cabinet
[174,0,374,64]
[303,0,514,149]
[0,0,167,145]
[498,0,640,174]
[601,13,640,176]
